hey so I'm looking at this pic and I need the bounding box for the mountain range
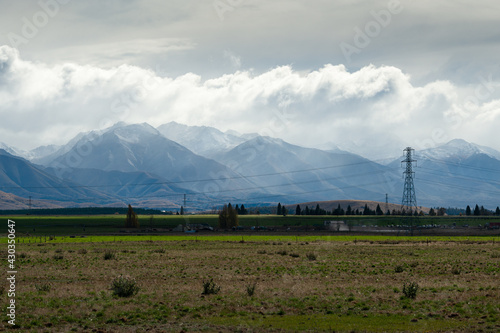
[1,122,499,211]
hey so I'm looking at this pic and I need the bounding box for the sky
[1,0,500,159]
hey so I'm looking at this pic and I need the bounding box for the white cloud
[1,45,500,159]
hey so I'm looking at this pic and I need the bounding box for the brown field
[2,237,499,332]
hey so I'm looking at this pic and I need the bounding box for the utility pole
[385,193,389,214]
[401,147,418,235]
[28,196,32,212]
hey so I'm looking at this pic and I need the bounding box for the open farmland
[1,236,499,332]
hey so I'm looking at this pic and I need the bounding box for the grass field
[1,236,499,332]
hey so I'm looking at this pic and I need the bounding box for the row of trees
[277,203,417,216]
[465,205,500,216]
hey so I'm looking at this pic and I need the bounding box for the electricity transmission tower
[401,147,418,235]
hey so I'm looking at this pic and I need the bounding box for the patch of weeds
[104,250,116,260]
[67,249,75,253]
[451,267,461,275]
[277,250,288,256]
[402,281,419,299]
[202,278,220,295]
[110,275,139,297]
[35,283,52,292]
[246,283,257,297]
[53,254,64,260]
[18,253,28,259]
[151,248,166,253]
[394,265,404,273]
[289,253,300,258]
[55,249,63,253]
[306,253,317,261]
[257,250,266,254]
[77,248,87,255]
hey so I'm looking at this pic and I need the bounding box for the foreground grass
[1,239,499,332]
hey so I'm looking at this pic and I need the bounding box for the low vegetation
[4,236,500,332]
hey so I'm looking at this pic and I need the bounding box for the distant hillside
[0,190,63,210]
[285,200,430,214]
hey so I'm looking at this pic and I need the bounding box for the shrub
[289,253,300,258]
[306,253,317,261]
[77,248,88,255]
[277,250,288,256]
[202,278,220,295]
[395,265,404,273]
[402,281,419,299]
[104,250,116,260]
[18,253,28,259]
[151,248,165,253]
[53,254,64,260]
[110,275,139,297]
[35,283,51,292]
[55,249,63,253]
[246,283,257,297]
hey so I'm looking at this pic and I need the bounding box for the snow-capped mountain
[2,122,500,210]
[41,123,263,202]
[157,121,245,157]
[418,139,500,161]
[217,136,401,203]
[387,139,500,208]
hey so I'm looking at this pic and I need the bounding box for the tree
[315,204,321,215]
[218,203,239,229]
[375,204,383,215]
[346,205,352,216]
[305,206,310,215]
[180,206,184,215]
[125,204,139,228]
[295,205,301,216]
[429,208,436,216]
[363,204,371,215]
[277,203,282,215]
[465,205,471,216]
[240,204,247,215]
[473,204,480,216]
[496,207,500,216]
[437,207,446,216]
[282,206,288,216]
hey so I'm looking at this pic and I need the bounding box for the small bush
[104,250,116,260]
[35,283,51,292]
[202,278,220,295]
[289,253,300,258]
[151,248,165,253]
[55,249,63,253]
[246,283,257,297]
[402,281,419,299]
[53,254,64,260]
[18,253,28,259]
[306,253,317,261]
[110,275,139,297]
[77,248,88,255]
[395,265,404,273]
[277,250,288,256]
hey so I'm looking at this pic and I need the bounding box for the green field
[1,236,499,332]
[4,214,500,236]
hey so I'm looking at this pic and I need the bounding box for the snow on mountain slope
[419,139,500,161]
[157,122,245,157]
[44,123,262,201]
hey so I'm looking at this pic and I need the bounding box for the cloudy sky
[1,0,500,159]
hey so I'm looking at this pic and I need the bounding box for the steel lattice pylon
[401,147,418,234]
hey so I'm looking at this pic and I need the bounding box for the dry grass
[2,238,499,332]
